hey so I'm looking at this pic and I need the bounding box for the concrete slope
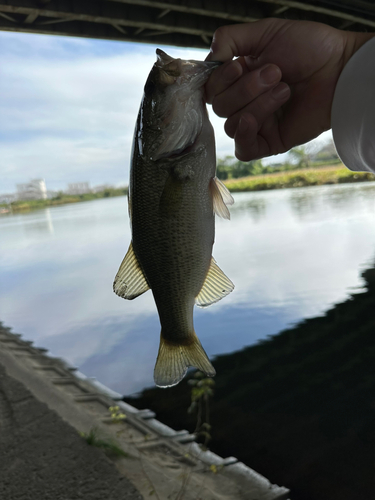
[0,363,142,500]
[0,326,290,500]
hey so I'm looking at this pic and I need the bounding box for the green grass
[1,187,128,213]
[224,165,375,192]
[79,428,128,458]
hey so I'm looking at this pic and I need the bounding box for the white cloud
[0,32,332,194]
[0,33,224,193]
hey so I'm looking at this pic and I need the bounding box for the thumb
[206,19,282,62]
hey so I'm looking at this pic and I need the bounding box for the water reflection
[289,182,375,220]
[18,208,55,235]
[289,190,319,218]
[230,195,267,223]
[1,182,375,394]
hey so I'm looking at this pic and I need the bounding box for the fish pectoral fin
[214,176,235,206]
[113,242,150,300]
[195,257,234,308]
[209,176,234,220]
[154,332,216,388]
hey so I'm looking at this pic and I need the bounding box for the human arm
[332,36,375,173]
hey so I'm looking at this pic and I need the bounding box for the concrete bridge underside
[0,0,375,49]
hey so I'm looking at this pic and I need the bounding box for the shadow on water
[125,262,375,500]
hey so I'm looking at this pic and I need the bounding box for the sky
[0,30,332,195]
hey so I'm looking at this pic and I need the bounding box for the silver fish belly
[114,49,234,387]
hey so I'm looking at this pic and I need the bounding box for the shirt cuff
[331,36,375,173]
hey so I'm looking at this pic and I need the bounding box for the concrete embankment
[0,326,290,500]
[0,362,142,500]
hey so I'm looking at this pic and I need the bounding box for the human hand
[205,19,374,161]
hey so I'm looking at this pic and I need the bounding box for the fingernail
[260,64,280,85]
[238,116,249,134]
[222,61,242,83]
[272,83,290,99]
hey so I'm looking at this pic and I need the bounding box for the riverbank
[0,323,289,500]
[0,340,141,500]
[223,164,375,192]
[1,186,128,214]
[3,165,375,214]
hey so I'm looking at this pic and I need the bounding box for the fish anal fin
[113,242,150,300]
[209,176,234,220]
[195,257,234,308]
[154,332,215,388]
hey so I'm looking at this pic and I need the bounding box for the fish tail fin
[154,331,216,388]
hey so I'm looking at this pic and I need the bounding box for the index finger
[206,19,282,62]
[205,59,243,104]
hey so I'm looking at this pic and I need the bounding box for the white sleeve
[331,37,375,173]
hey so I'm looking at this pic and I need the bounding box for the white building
[67,182,91,195]
[16,179,47,200]
[0,193,17,204]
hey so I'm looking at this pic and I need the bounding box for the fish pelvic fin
[154,332,216,388]
[113,241,150,300]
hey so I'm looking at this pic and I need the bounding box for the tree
[288,146,311,169]
[216,156,264,179]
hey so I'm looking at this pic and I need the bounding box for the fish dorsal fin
[210,176,234,220]
[195,257,234,308]
[113,242,150,300]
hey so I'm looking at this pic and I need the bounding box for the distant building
[67,182,91,195]
[46,190,58,199]
[16,179,47,200]
[92,184,112,193]
[0,193,17,204]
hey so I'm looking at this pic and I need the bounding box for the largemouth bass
[114,49,234,387]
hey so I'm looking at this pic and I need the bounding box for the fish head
[154,49,219,91]
[137,50,220,162]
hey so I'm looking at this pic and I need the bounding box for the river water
[1,182,375,394]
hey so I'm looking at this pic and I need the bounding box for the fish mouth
[155,49,221,88]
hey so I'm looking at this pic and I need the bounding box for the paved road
[0,363,143,500]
